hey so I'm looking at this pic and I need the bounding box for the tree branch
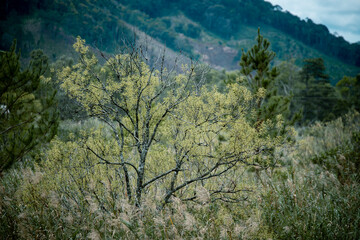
[86,146,138,175]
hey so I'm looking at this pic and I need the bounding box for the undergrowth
[261,111,360,239]
[1,112,359,239]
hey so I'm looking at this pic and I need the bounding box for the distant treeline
[1,0,360,67]
[119,0,360,67]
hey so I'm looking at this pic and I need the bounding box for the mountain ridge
[1,0,359,83]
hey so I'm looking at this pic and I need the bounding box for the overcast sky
[266,0,360,43]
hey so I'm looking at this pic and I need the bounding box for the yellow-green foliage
[54,37,294,206]
[1,37,294,239]
[0,116,275,239]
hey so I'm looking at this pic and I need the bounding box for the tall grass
[0,168,273,239]
[261,111,360,239]
[1,113,359,239]
[0,118,273,239]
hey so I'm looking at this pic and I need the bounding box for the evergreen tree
[0,41,58,175]
[298,58,339,122]
[239,28,293,130]
[300,58,329,86]
[336,74,360,112]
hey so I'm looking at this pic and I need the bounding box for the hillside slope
[1,0,359,83]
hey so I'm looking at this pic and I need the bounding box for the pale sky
[266,0,360,43]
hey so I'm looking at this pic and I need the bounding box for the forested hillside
[121,0,360,65]
[1,0,360,82]
[1,1,360,239]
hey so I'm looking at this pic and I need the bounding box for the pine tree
[239,28,293,130]
[336,74,360,112]
[0,41,58,174]
[298,58,338,122]
[300,58,329,85]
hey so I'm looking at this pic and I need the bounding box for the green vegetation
[56,36,291,207]
[336,74,360,112]
[239,29,293,128]
[272,57,358,124]
[1,0,359,83]
[1,7,360,240]
[0,42,58,174]
[296,58,340,122]
[261,112,360,239]
[119,0,360,67]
